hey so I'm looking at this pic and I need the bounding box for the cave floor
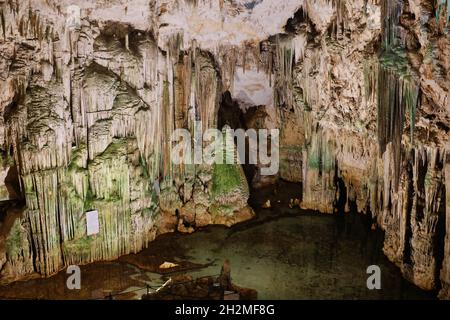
[0,182,435,300]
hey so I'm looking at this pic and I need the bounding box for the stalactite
[439,155,450,298]
[332,0,347,39]
[377,0,419,188]
[435,0,450,24]
[1,16,164,278]
[1,0,446,296]
[363,58,379,104]
[382,147,447,290]
[274,36,295,110]
[0,8,5,40]
[167,31,184,65]
[298,49,321,111]
[381,0,404,49]
[301,126,337,214]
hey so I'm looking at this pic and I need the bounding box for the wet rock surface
[0,0,448,299]
[0,182,435,300]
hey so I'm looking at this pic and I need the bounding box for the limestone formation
[0,0,449,299]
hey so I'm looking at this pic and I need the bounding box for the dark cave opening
[182,219,192,229]
[333,162,347,216]
[0,146,23,203]
[4,165,21,200]
[404,156,414,265]
[435,185,446,291]
[416,154,428,222]
[217,91,256,186]
[217,91,246,131]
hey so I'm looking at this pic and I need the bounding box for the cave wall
[0,0,449,298]
[0,0,253,284]
[276,0,450,295]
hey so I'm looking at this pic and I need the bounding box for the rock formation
[0,0,254,284]
[0,0,449,299]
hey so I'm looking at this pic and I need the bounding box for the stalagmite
[0,0,448,300]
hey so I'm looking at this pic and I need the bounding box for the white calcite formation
[0,0,449,299]
[0,0,255,283]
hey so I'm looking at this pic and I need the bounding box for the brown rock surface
[0,0,449,299]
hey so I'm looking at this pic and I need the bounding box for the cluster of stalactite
[157,35,253,234]
[441,157,450,298]
[276,0,450,297]
[0,0,449,299]
[377,59,419,189]
[0,1,252,283]
[1,24,161,278]
[380,147,447,291]
[217,41,269,92]
[0,0,321,283]
[300,125,337,214]
[371,0,448,292]
[435,0,450,24]
[378,0,420,189]
[285,117,449,293]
